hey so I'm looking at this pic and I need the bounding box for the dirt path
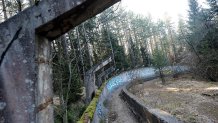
[108,88,138,123]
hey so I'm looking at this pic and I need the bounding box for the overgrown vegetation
[185,0,218,82]
[0,0,217,122]
[78,82,107,123]
[152,48,169,84]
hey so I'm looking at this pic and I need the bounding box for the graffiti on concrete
[93,68,156,122]
[92,66,188,123]
[106,76,123,92]
[96,103,104,118]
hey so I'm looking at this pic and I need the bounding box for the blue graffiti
[96,103,103,118]
[92,66,187,123]
[94,68,156,120]
[106,76,123,92]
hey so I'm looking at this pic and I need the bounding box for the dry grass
[129,74,218,123]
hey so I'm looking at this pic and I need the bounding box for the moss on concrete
[77,82,107,123]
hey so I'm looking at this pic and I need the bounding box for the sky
[121,0,207,23]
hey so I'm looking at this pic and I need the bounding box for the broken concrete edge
[119,77,183,123]
[78,81,108,123]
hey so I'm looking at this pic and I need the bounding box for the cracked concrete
[0,0,120,122]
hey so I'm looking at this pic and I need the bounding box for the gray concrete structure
[92,66,188,122]
[97,66,115,87]
[0,0,119,122]
[85,56,114,103]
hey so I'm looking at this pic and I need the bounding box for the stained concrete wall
[0,0,119,122]
[84,57,113,103]
[92,67,157,123]
[84,72,96,103]
[120,81,182,123]
[97,67,115,87]
[92,66,188,123]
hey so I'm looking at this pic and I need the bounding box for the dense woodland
[0,0,217,122]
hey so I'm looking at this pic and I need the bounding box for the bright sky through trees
[121,0,207,23]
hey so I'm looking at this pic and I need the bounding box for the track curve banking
[92,66,188,123]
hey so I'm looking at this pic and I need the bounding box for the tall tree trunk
[152,28,158,50]
[106,23,116,68]
[60,35,75,123]
[159,68,165,85]
[149,37,154,55]
[55,39,66,123]
[1,0,8,20]
[60,35,69,60]
[76,27,85,78]
[67,31,81,79]
[16,0,22,12]
[168,27,177,64]
[82,23,93,67]
[128,30,136,68]
[133,27,141,65]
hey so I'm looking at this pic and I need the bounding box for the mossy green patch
[77,82,107,123]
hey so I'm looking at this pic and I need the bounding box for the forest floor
[129,74,218,123]
[108,88,138,123]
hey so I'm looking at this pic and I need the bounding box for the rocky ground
[129,74,218,123]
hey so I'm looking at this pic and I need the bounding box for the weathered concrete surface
[97,66,115,87]
[85,56,113,103]
[120,84,183,123]
[0,0,120,123]
[92,66,188,122]
[108,88,138,123]
[36,36,53,123]
[92,68,157,123]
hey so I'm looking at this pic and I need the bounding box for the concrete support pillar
[0,0,119,122]
[36,36,53,123]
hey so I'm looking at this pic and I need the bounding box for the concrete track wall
[92,66,188,123]
[120,80,182,123]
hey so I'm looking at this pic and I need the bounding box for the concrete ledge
[120,78,183,123]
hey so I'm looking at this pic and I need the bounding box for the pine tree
[188,0,201,32]
[152,48,168,84]
[207,0,218,16]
